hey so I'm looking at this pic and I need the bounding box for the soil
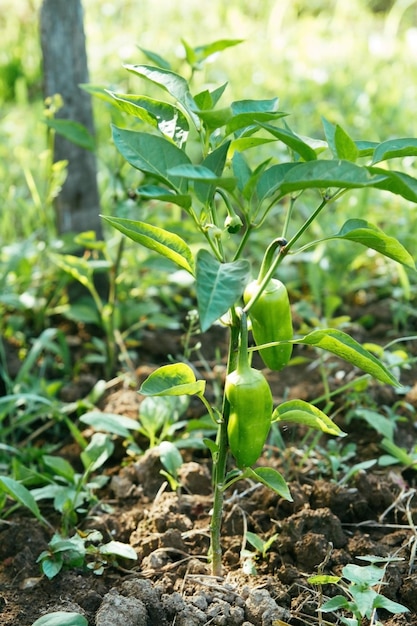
[1,299,417,626]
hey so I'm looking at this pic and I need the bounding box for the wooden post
[40,0,103,237]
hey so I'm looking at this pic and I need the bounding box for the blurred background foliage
[0,0,417,345]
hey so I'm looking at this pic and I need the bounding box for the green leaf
[348,408,395,440]
[373,595,409,614]
[195,107,233,133]
[320,595,351,612]
[229,136,277,155]
[355,140,378,157]
[139,363,206,397]
[370,167,417,203]
[256,163,298,203]
[108,93,189,147]
[372,137,417,164]
[111,125,191,191]
[272,399,346,436]
[195,249,250,331]
[322,118,358,161]
[137,185,191,209]
[44,119,95,151]
[124,64,190,104]
[231,97,280,114]
[226,111,287,137]
[308,574,341,584]
[80,411,141,438]
[334,124,359,161]
[195,141,231,204]
[194,83,228,110]
[80,433,114,473]
[40,555,64,580]
[159,440,183,475]
[0,476,47,526]
[43,455,76,483]
[30,612,88,626]
[343,563,382,586]
[245,531,265,553]
[334,219,415,270]
[246,467,293,501]
[260,123,317,161]
[101,216,195,275]
[185,38,243,66]
[280,160,387,193]
[295,328,399,387]
[138,47,172,70]
[50,253,92,288]
[99,541,137,560]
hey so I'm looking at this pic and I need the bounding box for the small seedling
[309,557,409,625]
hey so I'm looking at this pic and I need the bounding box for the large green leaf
[272,399,346,436]
[139,363,206,396]
[246,467,293,501]
[295,329,399,387]
[31,612,88,626]
[124,64,190,104]
[260,123,317,161]
[108,92,189,146]
[370,167,417,203]
[0,476,48,526]
[111,125,190,191]
[279,160,387,193]
[195,249,250,331]
[332,219,415,270]
[372,137,417,164]
[101,216,195,275]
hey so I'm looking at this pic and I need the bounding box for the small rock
[96,589,147,626]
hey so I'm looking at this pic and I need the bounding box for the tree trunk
[40,0,102,237]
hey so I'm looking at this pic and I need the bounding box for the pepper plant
[99,40,415,575]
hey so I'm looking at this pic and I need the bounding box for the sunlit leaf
[333,218,415,269]
[124,64,190,103]
[139,363,206,396]
[272,399,346,436]
[246,467,293,501]
[108,92,189,146]
[295,329,399,387]
[102,216,195,275]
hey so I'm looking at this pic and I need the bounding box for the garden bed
[1,298,417,626]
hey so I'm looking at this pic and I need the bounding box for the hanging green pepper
[226,312,273,468]
[243,277,293,371]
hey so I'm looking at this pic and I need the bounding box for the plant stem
[210,313,240,576]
